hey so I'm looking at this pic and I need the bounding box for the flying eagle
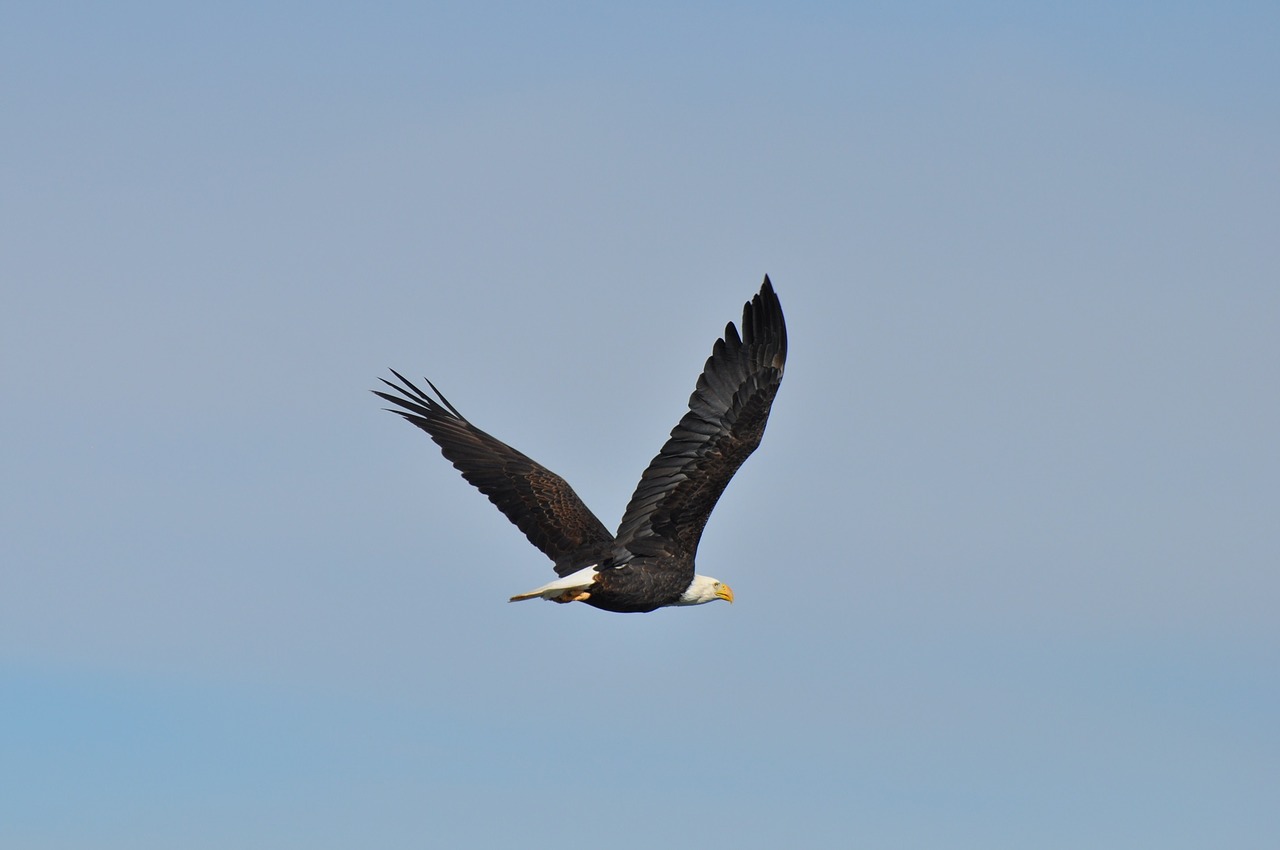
[375,276,787,613]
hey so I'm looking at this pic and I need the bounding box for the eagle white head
[674,575,735,606]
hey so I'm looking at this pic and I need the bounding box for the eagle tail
[508,565,599,603]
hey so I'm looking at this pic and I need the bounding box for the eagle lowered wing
[614,277,787,562]
[375,371,616,575]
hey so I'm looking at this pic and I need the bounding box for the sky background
[3,2,1278,847]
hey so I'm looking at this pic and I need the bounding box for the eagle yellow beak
[716,583,735,604]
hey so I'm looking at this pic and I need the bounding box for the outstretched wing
[615,276,787,561]
[375,371,616,575]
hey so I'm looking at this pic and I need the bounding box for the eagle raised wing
[614,277,787,562]
[375,371,617,575]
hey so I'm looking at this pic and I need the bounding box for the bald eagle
[375,276,787,613]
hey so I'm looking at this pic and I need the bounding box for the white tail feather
[508,565,599,603]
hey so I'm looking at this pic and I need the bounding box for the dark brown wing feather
[375,371,616,575]
[614,276,787,561]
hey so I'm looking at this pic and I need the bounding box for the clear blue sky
[3,2,1277,848]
